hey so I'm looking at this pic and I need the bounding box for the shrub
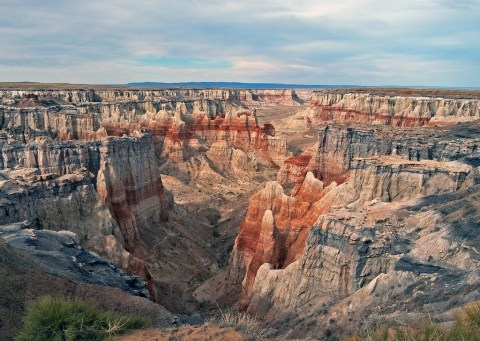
[212,308,269,340]
[15,296,145,341]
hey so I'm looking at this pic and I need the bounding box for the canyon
[1,84,479,340]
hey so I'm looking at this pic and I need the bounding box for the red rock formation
[231,172,331,300]
[277,152,314,186]
[1,90,291,173]
[224,122,480,307]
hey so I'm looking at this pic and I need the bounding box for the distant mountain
[125,82,359,89]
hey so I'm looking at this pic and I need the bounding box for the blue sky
[0,0,479,86]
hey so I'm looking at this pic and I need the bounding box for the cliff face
[214,122,480,337]
[247,183,480,339]
[229,173,335,301]
[0,137,101,177]
[0,168,120,244]
[292,92,480,128]
[0,89,291,245]
[0,128,170,253]
[0,136,161,282]
[0,88,301,105]
[96,133,169,251]
[279,124,480,187]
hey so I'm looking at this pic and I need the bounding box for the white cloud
[0,0,478,86]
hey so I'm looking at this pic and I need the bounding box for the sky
[0,0,479,86]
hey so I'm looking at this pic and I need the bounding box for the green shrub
[15,296,145,341]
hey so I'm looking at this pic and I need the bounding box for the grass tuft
[15,296,145,341]
[211,308,269,340]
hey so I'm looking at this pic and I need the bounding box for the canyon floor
[0,84,479,340]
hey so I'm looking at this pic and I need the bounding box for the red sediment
[284,154,312,167]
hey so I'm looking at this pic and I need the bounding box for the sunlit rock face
[292,91,480,129]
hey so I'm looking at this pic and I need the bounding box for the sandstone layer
[286,90,480,131]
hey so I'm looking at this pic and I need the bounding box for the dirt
[112,325,247,341]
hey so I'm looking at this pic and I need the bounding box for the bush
[212,309,268,340]
[15,296,145,341]
[345,301,480,341]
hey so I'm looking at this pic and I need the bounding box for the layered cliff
[279,124,480,187]
[0,88,302,106]
[0,87,295,313]
[247,182,480,339]
[206,121,480,338]
[0,127,170,290]
[0,167,120,244]
[290,91,480,129]
[96,133,169,251]
[0,89,292,179]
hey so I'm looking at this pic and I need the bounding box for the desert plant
[15,296,145,341]
[212,308,269,340]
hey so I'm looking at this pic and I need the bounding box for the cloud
[137,56,232,69]
[0,0,478,86]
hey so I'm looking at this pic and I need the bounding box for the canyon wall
[0,88,301,105]
[0,89,292,176]
[96,133,169,251]
[0,88,294,309]
[290,91,480,129]
[206,121,480,338]
[0,168,120,244]
[246,179,480,338]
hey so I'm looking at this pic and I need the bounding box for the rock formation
[205,120,480,338]
[0,87,293,312]
[96,133,169,251]
[247,181,480,339]
[0,89,292,179]
[2,85,480,340]
[290,90,480,129]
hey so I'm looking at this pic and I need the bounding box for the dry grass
[211,308,269,340]
[345,301,480,341]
